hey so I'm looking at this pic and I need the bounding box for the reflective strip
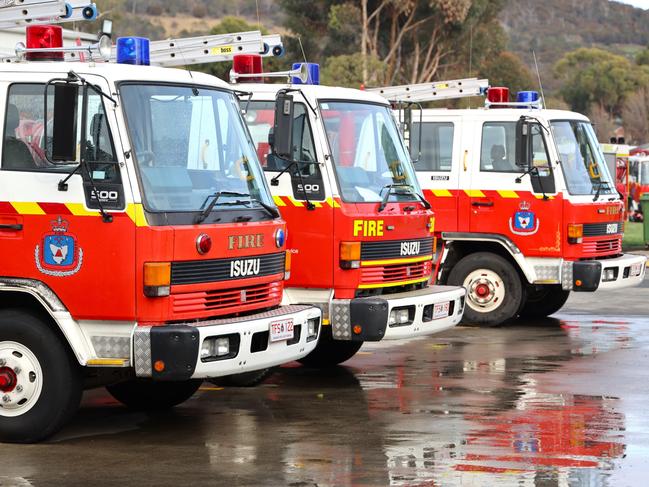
[87,358,129,366]
[326,197,341,208]
[358,276,429,289]
[534,194,555,199]
[273,195,287,207]
[286,196,304,207]
[126,203,148,227]
[360,255,432,267]
[464,189,485,197]
[11,201,45,215]
[497,190,519,199]
[65,203,99,217]
[432,189,453,197]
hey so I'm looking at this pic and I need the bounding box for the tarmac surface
[2,274,649,486]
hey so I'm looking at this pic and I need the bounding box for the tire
[211,367,276,387]
[520,285,570,319]
[0,309,82,443]
[106,379,202,410]
[298,325,363,368]
[448,252,525,326]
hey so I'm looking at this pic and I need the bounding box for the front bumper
[330,285,466,341]
[132,305,321,380]
[562,253,647,291]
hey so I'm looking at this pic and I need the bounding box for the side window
[3,83,117,173]
[530,123,550,170]
[480,122,520,173]
[411,122,454,171]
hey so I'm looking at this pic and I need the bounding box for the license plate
[270,318,294,342]
[606,223,619,234]
[631,262,643,277]
[433,302,450,320]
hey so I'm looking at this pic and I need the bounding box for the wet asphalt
[2,277,649,486]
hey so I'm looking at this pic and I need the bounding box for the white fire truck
[369,80,647,325]
[0,7,321,442]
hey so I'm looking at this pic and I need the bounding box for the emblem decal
[35,217,83,277]
[509,201,540,236]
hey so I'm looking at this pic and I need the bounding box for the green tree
[553,47,649,116]
[321,53,386,88]
[479,51,534,94]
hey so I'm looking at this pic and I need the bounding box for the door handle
[0,224,23,230]
[471,201,494,207]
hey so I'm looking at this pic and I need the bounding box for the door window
[411,122,454,171]
[480,122,520,173]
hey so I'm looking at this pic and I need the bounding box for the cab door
[412,114,463,232]
[468,119,561,256]
[247,100,334,289]
[0,74,136,320]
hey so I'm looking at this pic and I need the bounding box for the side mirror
[515,117,530,168]
[50,83,79,162]
[272,92,294,160]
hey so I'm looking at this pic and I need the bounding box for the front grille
[583,221,623,237]
[361,259,431,284]
[172,281,282,315]
[171,253,285,285]
[582,238,621,255]
[361,237,434,260]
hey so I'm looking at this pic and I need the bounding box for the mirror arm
[278,88,317,117]
[57,164,80,192]
[270,157,316,210]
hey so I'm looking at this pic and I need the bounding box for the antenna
[297,35,308,64]
[532,50,546,109]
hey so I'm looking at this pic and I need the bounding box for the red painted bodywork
[423,189,624,261]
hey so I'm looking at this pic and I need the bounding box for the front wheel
[520,285,570,319]
[298,325,363,368]
[106,379,202,410]
[448,252,525,326]
[0,309,82,443]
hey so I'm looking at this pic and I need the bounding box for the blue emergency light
[116,37,150,66]
[291,62,320,85]
[516,91,540,103]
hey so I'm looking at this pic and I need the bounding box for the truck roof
[417,107,590,122]
[0,61,231,89]
[239,82,390,106]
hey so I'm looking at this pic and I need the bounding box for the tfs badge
[35,217,83,277]
[509,201,540,236]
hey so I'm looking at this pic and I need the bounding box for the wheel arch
[439,233,535,285]
[0,279,92,365]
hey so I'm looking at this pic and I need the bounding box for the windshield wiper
[195,191,249,224]
[378,184,430,212]
[592,180,612,202]
[232,197,280,218]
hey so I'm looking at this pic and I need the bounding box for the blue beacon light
[116,37,150,66]
[516,91,540,104]
[291,62,320,85]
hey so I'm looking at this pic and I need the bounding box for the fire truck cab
[409,89,646,325]
[0,28,321,442]
[232,58,466,366]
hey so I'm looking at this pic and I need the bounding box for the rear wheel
[0,309,82,443]
[298,325,363,368]
[106,379,202,410]
[448,252,525,326]
[520,285,570,318]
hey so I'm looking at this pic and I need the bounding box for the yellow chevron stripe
[464,189,485,197]
[284,197,302,207]
[11,202,45,215]
[326,197,341,208]
[432,189,453,197]
[534,194,555,200]
[361,255,432,267]
[126,203,148,227]
[497,190,519,199]
[358,276,430,289]
[273,195,287,207]
[65,203,99,217]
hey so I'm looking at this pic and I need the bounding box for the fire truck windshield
[320,101,420,203]
[550,120,616,196]
[120,83,272,213]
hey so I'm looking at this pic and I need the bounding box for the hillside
[502,0,649,91]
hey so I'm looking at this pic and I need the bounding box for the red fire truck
[0,26,321,442]
[225,56,466,366]
[369,80,647,325]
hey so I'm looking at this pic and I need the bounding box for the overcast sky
[614,0,649,8]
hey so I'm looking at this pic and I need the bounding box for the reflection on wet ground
[2,314,649,486]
